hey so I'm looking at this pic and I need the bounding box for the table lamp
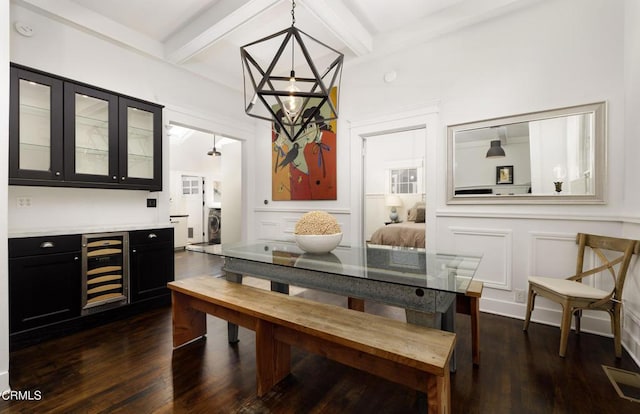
[385,195,403,222]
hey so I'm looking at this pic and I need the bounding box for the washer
[208,208,221,244]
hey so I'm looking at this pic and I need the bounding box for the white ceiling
[17,0,538,92]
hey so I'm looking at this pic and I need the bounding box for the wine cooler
[81,232,129,315]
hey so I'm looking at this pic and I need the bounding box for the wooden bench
[168,276,456,414]
[349,280,484,366]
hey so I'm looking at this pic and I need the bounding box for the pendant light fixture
[207,135,221,157]
[486,140,505,158]
[240,0,343,143]
[486,126,506,158]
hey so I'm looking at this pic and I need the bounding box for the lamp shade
[207,135,221,157]
[385,195,403,207]
[486,140,506,158]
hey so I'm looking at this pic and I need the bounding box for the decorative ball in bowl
[294,233,343,254]
[294,211,343,254]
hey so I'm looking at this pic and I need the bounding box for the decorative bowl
[294,233,343,254]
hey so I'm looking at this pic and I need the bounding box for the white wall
[1,0,10,393]
[455,138,531,189]
[246,115,352,243]
[221,141,242,244]
[7,3,253,236]
[622,0,640,360]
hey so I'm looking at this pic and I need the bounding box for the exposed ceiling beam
[15,0,164,59]
[298,0,372,56]
[164,0,281,64]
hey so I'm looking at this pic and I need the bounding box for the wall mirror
[447,102,607,204]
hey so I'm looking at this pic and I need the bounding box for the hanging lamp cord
[290,0,296,77]
[291,0,296,27]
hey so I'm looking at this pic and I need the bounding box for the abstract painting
[271,88,337,200]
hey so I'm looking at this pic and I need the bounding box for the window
[182,175,200,195]
[390,167,418,194]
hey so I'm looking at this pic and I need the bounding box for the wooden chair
[523,233,639,358]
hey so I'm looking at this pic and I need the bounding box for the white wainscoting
[529,232,577,277]
[253,208,351,245]
[449,226,513,291]
[625,311,640,367]
[437,214,631,349]
[527,231,626,336]
[365,194,386,241]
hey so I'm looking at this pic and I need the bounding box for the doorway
[362,128,426,241]
[348,106,439,248]
[168,124,241,247]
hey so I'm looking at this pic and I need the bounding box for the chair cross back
[574,233,639,304]
[524,232,639,358]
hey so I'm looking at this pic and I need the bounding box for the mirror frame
[447,102,607,204]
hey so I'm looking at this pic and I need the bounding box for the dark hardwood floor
[2,250,639,413]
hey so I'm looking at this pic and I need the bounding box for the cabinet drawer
[129,228,174,245]
[9,235,82,258]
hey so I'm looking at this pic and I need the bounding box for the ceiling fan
[207,135,221,157]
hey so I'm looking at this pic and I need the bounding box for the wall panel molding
[528,231,576,276]
[436,210,622,222]
[254,207,351,214]
[257,220,279,240]
[449,226,512,291]
[254,210,351,243]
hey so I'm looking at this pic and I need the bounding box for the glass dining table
[197,241,482,370]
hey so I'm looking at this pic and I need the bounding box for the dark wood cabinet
[63,82,119,185]
[9,228,174,348]
[9,63,163,191]
[8,235,82,333]
[118,98,163,191]
[129,228,175,303]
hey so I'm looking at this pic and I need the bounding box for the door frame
[349,106,440,248]
[165,106,249,244]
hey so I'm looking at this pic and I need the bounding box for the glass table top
[198,241,482,295]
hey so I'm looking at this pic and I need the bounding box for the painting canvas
[271,88,337,200]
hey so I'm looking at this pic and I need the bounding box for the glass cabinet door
[9,67,64,180]
[64,84,118,183]
[10,64,163,191]
[119,98,162,190]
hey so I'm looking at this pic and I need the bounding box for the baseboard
[479,296,640,365]
[0,370,9,393]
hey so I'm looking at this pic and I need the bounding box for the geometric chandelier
[240,0,343,143]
